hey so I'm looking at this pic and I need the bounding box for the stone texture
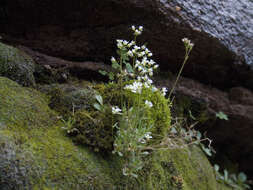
[0,0,253,89]
[155,76,253,180]
[0,42,36,87]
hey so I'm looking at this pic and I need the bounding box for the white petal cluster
[161,87,168,96]
[138,132,153,144]
[117,39,135,50]
[124,81,143,94]
[112,106,122,115]
[182,38,194,48]
[145,100,153,108]
[131,25,143,36]
[111,56,116,63]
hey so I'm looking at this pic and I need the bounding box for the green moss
[0,42,36,87]
[0,77,232,189]
[40,83,96,117]
[0,77,53,128]
[74,109,115,151]
[165,147,231,190]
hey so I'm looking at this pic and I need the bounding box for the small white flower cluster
[124,81,143,94]
[182,38,194,48]
[131,25,143,36]
[112,106,122,115]
[145,100,153,108]
[138,132,153,144]
[116,39,136,50]
[161,87,168,96]
[127,45,153,58]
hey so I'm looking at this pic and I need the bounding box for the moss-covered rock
[0,77,232,190]
[39,82,96,117]
[0,42,36,87]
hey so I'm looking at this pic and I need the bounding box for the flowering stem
[120,54,123,107]
[168,50,191,100]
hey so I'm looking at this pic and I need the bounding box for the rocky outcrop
[0,76,231,190]
[0,0,253,89]
[0,42,35,87]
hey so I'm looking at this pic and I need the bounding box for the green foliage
[169,118,214,157]
[216,111,229,120]
[214,164,250,189]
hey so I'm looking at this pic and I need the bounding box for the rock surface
[155,75,253,179]
[0,0,253,89]
[0,76,231,190]
[0,42,36,87]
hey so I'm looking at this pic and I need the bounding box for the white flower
[152,87,158,92]
[153,64,159,69]
[138,52,145,57]
[141,151,150,155]
[139,26,143,31]
[135,60,140,66]
[182,38,194,48]
[138,138,146,144]
[134,30,142,36]
[124,81,143,94]
[131,25,136,31]
[111,57,116,63]
[161,87,168,96]
[127,51,133,57]
[143,82,150,88]
[147,79,153,84]
[127,41,135,48]
[134,45,140,50]
[144,132,152,140]
[149,60,155,65]
[123,40,128,46]
[112,106,122,114]
[145,100,153,108]
[148,52,153,57]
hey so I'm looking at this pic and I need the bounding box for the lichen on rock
[0,42,36,87]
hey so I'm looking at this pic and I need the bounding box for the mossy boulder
[0,42,36,87]
[39,82,96,117]
[0,77,232,190]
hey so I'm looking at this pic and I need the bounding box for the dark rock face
[0,0,253,89]
[168,0,253,66]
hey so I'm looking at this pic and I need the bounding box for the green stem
[168,50,190,100]
[120,54,123,107]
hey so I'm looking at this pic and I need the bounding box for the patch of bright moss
[0,77,53,128]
